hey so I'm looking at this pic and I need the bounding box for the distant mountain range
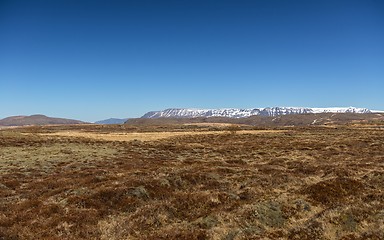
[94,118,129,124]
[2,107,382,127]
[126,112,384,127]
[141,107,375,119]
[0,115,85,126]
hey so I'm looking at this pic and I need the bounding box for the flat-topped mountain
[141,107,372,119]
[0,114,85,126]
[126,112,384,127]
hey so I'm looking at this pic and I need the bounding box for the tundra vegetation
[0,123,383,239]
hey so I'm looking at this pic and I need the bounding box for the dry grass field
[1,124,384,239]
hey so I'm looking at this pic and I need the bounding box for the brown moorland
[1,123,384,239]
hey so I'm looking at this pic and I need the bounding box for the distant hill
[94,118,129,124]
[0,114,85,126]
[126,112,384,127]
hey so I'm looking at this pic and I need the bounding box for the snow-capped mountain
[141,107,372,119]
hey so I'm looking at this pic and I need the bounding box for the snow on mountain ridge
[141,107,372,118]
[311,107,370,113]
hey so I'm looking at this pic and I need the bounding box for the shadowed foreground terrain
[1,124,383,239]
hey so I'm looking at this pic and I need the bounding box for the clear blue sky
[1,0,383,122]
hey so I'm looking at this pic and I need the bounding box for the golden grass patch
[36,129,287,142]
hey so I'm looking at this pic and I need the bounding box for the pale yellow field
[36,129,287,142]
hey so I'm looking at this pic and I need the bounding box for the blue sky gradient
[1,0,383,121]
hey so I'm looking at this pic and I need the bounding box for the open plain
[1,123,384,239]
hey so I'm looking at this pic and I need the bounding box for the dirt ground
[1,125,383,239]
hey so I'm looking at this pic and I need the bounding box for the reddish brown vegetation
[1,125,384,239]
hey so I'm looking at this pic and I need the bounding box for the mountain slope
[141,107,372,118]
[94,118,129,124]
[126,112,384,127]
[0,114,85,126]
